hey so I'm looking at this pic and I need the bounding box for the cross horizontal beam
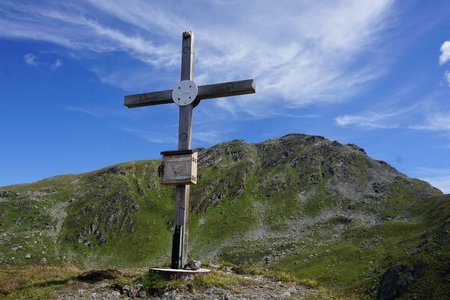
[124,79,255,108]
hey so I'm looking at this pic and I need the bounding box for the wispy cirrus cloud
[0,0,396,117]
[410,111,450,132]
[66,107,100,117]
[0,1,177,68]
[24,53,38,66]
[439,41,450,65]
[439,41,450,86]
[50,59,63,70]
[413,167,450,194]
[194,130,227,145]
[24,52,64,71]
[336,40,450,133]
[444,71,450,87]
[336,99,450,133]
[428,176,450,194]
[190,0,395,113]
[335,112,399,129]
[335,104,418,129]
[119,127,177,145]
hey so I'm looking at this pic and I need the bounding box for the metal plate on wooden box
[161,152,197,185]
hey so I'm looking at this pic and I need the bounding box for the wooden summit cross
[124,31,255,269]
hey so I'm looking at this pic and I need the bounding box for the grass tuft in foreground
[0,264,81,299]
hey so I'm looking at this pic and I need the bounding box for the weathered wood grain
[197,79,255,100]
[124,89,172,108]
[124,79,255,108]
[181,31,194,81]
[173,31,195,269]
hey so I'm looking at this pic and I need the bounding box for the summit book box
[160,150,198,185]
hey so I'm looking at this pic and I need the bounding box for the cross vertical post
[173,31,195,269]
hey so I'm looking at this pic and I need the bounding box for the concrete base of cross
[149,267,211,280]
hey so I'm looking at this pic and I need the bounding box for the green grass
[0,264,80,299]
[189,161,260,257]
[268,219,442,297]
[139,269,256,296]
[303,176,337,217]
[260,165,304,230]
[189,191,259,254]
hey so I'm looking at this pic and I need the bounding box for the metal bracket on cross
[172,80,198,106]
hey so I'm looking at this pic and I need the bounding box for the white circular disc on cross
[172,80,198,106]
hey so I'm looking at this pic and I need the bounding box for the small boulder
[136,288,147,298]
[123,285,135,298]
[185,260,202,270]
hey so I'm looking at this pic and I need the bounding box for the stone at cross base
[124,31,256,272]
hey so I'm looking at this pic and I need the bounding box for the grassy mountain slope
[0,134,448,298]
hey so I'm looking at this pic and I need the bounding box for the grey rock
[136,288,147,298]
[185,260,202,270]
[122,285,135,298]
[162,290,180,300]
[377,263,427,300]
[281,290,291,297]
[0,190,11,198]
[206,287,217,295]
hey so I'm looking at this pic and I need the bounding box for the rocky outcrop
[65,193,139,247]
[377,263,426,300]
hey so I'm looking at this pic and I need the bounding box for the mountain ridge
[0,133,448,298]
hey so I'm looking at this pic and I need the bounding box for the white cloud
[439,41,450,65]
[336,98,450,133]
[83,0,186,37]
[414,167,450,194]
[427,176,450,194]
[410,111,450,132]
[338,110,450,132]
[50,59,63,70]
[0,2,177,68]
[439,42,450,88]
[194,130,224,145]
[24,53,38,66]
[66,107,100,117]
[0,0,395,116]
[445,71,450,87]
[90,67,172,91]
[119,127,177,144]
[190,0,394,113]
[335,108,410,129]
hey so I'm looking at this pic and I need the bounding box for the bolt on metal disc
[172,80,198,106]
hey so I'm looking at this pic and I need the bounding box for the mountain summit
[0,134,448,298]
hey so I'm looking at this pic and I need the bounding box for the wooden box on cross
[160,150,198,185]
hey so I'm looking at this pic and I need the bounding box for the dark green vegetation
[1,134,449,298]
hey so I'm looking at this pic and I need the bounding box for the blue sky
[0,0,449,193]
